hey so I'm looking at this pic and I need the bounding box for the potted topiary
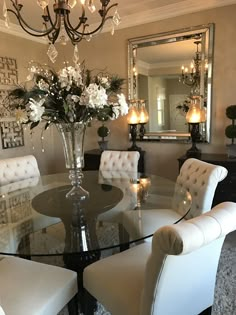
[97,124,110,151]
[225,104,236,158]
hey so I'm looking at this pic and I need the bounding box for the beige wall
[0,4,236,179]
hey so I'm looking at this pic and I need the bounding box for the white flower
[100,77,110,89]
[86,84,108,108]
[71,95,80,103]
[58,66,82,90]
[117,93,129,115]
[28,98,45,122]
[37,79,49,91]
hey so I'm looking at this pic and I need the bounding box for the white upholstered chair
[0,155,40,185]
[122,158,228,240]
[0,255,78,315]
[98,150,140,222]
[84,201,236,315]
[99,150,140,173]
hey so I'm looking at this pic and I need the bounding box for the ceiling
[0,0,236,43]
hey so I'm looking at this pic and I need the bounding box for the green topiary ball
[97,125,110,138]
[225,125,236,139]
[226,105,236,120]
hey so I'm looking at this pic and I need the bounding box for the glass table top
[0,171,192,256]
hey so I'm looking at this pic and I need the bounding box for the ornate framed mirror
[128,23,214,142]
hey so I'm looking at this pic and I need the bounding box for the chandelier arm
[63,17,83,43]
[6,9,59,37]
[67,3,117,34]
[47,25,62,44]
[67,4,86,32]
[45,12,61,43]
[43,5,55,29]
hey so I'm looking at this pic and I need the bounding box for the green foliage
[109,76,125,93]
[225,125,236,143]
[97,125,110,139]
[226,105,236,119]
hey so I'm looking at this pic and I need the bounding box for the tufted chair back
[99,150,140,173]
[0,155,40,186]
[83,202,236,315]
[173,158,228,219]
[141,201,236,315]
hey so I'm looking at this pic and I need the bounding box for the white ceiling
[0,0,236,43]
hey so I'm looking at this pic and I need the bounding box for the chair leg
[199,306,212,315]
[67,294,79,315]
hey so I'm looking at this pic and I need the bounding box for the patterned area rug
[33,229,236,315]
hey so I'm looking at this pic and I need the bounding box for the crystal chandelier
[3,0,121,62]
[179,40,207,96]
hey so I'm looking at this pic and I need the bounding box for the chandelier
[179,40,207,96]
[3,0,121,62]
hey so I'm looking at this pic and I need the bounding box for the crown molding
[115,0,236,31]
[0,0,236,43]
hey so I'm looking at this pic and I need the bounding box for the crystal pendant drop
[113,9,121,26]
[37,0,49,9]
[85,26,92,42]
[88,0,96,13]
[47,44,58,63]
[59,21,69,46]
[68,0,77,8]
[3,0,10,28]
[110,20,115,36]
[73,45,80,65]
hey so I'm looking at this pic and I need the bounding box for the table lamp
[185,97,206,158]
[139,100,149,140]
[127,100,141,151]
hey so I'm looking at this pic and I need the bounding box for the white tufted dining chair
[122,158,228,240]
[84,201,236,315]
[0,255,78,315]
[99,150,140,173]
[0,155,40,185]
[97,150,140,223]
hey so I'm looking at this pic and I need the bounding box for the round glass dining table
[0,171,192,257]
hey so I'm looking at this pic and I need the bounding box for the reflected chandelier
[3,0,121,62]
[179,40,207,96]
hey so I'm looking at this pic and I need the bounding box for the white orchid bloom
[86,84,108,108]
[28,98,45,122]
[117,93,129,115]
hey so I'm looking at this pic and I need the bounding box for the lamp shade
[127,104,140,124]
[139,103,149,124]
[186,97,206,123]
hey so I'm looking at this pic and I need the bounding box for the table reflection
[0,171,191,257]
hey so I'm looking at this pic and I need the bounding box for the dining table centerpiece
[7,61,129,200]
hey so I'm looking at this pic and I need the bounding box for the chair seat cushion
[84,242,151,315]
[0,256,77,315]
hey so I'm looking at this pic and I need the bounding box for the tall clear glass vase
[56,122,89,200]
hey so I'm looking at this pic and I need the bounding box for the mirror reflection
[128,24,214,142]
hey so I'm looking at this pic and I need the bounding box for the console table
[84,149,146,173]
[178,153,236,206]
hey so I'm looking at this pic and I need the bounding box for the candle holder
[127,100,141,151]
[129,123,141,151]
[186,96,206,157]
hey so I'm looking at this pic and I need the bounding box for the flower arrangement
[176,97,191,115]
[7,61,129,129]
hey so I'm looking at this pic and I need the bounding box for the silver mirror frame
[128,23,214,142]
